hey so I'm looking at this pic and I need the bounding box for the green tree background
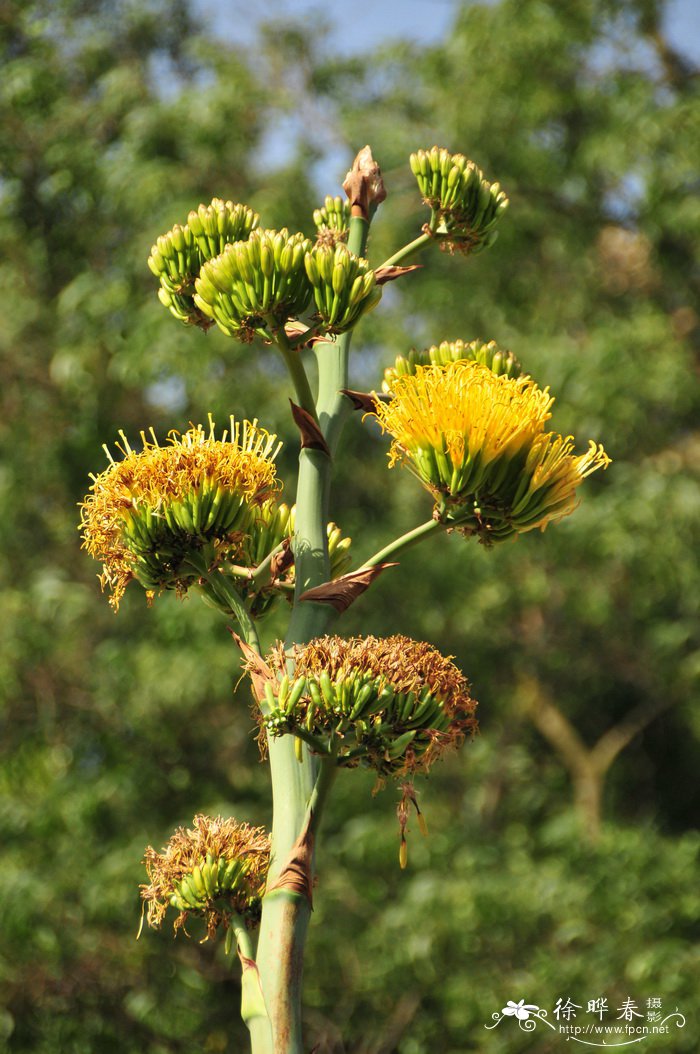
[1,1,698,1051]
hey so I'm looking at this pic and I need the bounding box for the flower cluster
[194,228,313,341]
[141,814,270,939]
[304,242,381,334]
[258,635,477,777]
[372,361,610,542]
[147,200,259,327]
[410,147,509,253]
[80,416,281,608]
[313,195,351,246]
[149,200,381,344]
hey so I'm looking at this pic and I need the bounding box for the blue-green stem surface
[360,517,446,569]
[254,213,371,1054]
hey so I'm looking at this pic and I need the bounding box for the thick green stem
[254,211,372,1054]
[276,329,318,421]
[254,445,331,1054]
[316,214,370,456]
[360,517,446,568]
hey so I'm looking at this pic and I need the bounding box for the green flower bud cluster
[313,195,351,245]
[247,500,295,568]
[187,199,259,259]
[383,339,522,392]
[304,243,382,334]
[170,852,254,914]
[325,520,353,578]
[148,200,260,328]
[409,147,508,252]
[263,670,456,776]
[120,481,254,594]
[148,224,204,326]
[194,228,313,341]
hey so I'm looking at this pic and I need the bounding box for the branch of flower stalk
[275,328,318,423]
[303,746,339,838]
[250,540,288,587]
[377,211,440,270]
[228,910,256,961]
[227,914,271,1045]
[196,569,262,655]
[291,728,329,755]
[215,541,293,591]
[358,517,447,570]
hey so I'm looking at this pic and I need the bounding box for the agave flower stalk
[81,144,610,1054]
[253,186,376,1054]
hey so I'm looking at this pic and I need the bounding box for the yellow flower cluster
[372,361,610,541]
[80,416,281,608]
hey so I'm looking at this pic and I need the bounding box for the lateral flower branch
[80,144,609,1054]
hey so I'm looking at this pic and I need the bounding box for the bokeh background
[1,1,698,1051]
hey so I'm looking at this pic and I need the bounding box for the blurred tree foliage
[0,0,698,1052]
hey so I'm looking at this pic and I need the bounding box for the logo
[485,995,686,1047]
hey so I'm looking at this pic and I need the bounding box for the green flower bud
[141,815,270,939]
[256,635,477,778]
[409,147,509,254]
[382,339,522,392]
[304,243,382,334]
[194,229,313,342]
[186,199,259,261]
